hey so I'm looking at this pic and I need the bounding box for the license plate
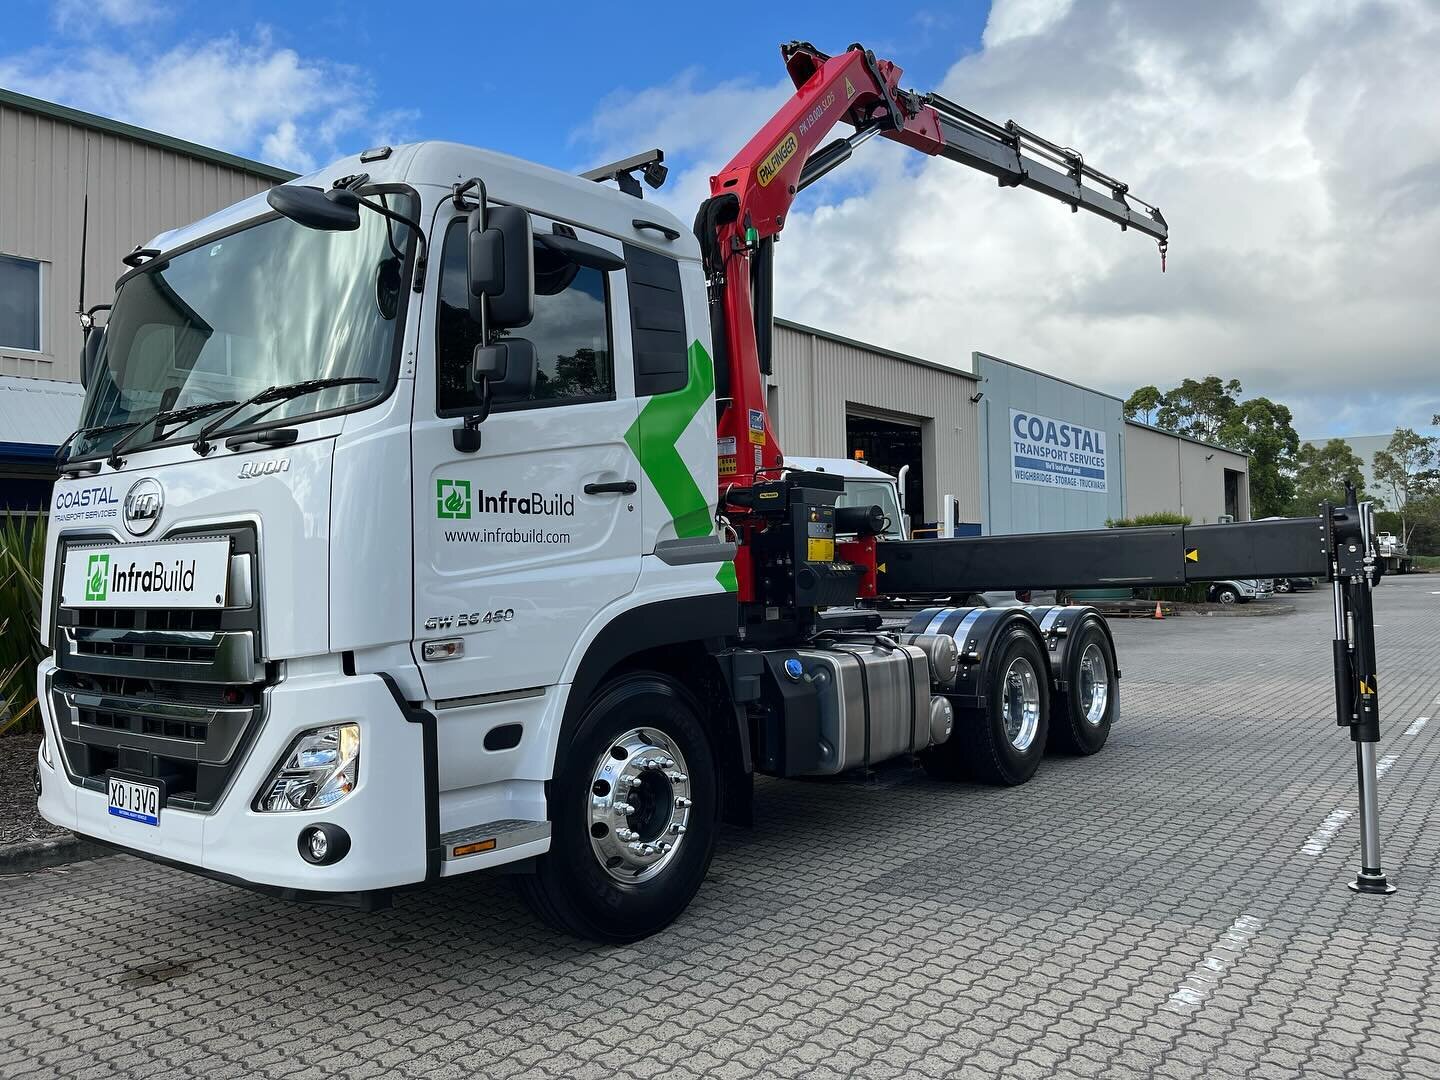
[108,776,161,826]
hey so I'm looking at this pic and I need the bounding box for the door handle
[584,480,638,496]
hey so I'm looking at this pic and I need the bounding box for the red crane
[692,41,1168,602]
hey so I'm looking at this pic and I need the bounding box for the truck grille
[50,525,266,812]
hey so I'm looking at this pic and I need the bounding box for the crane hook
[1158,238,1168,273]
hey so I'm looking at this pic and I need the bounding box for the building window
[435,219,614,415]
[0,255,42,352]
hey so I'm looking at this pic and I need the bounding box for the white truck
[1376,533,1411,575]
[36,41,1397,935]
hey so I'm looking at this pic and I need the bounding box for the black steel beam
[931,114,1168,242]
[876,517,1331,595]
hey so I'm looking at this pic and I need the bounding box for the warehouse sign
[1010,409,1108,493]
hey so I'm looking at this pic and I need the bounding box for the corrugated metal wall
[1125,421,1250,523]
[0,100,280,382]
[770,320,982,523]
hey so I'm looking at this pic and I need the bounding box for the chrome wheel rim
[1218,589,1236,604]
[1001,657,1041,751]
[587,727,692,883]
[1078,642,1109,726]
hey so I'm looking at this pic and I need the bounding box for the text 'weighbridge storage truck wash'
[36,39,1398,941]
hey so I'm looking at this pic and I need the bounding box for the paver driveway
[3,575,1438,1079]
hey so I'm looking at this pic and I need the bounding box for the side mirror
[468,204,534,329]
[267,185,362,231]
[472,338,537,403]
[80,325,106,389]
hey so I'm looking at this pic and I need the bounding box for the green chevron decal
[624,341,715,539]
[715,561,738,592]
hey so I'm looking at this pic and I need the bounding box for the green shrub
[1,511,47,737]
[1106,511,1193,528]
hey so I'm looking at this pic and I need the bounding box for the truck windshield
[838,479,906,539]
[71,192,416,459]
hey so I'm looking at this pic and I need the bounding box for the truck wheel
[922,626,1049,786]
[1213,585,1239,605]
[517,673,717,943]
[1048,619,1117,756]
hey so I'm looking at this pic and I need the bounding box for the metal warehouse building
[0,88,290,384]
[1,88,1248,532]
[772,323,1250,534]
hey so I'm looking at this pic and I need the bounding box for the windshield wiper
[55,419,145,467]
[192,376,379,456]
[105,399,240,470]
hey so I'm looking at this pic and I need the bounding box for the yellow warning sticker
[807,538,835,563]
[844,76,856,100]
[1185,548,1199,562]
[1360,680,1374,695]
[719,455,737,477]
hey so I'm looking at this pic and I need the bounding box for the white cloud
[53,0,164,31]
[0,29,414,173]
[571,0,1440,437]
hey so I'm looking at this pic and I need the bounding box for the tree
[1372,427,1440,545]
[1155,376,1243,443]
[1124,385,1163,425]
[1216,396,1299,518]
[1124,375,1302,520]
[1291,438,1366,515]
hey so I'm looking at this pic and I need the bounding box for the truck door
[410,208,641,701]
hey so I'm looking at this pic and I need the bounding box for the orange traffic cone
[1153,600,1164,619]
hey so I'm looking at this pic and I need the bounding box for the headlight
[256,724,360,812]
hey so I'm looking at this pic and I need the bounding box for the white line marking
[1301,754,1401,856]
[1302,809,1353,855]
[1167,915,1263,1012]
[1405,717,1430,736]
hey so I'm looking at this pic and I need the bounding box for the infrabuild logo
[85,553,109,602]
[435,479,576,520]
[436,479,471,520]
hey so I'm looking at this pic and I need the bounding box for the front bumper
[36,660,433,895]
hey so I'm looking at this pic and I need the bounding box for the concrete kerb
[0,834,114,875]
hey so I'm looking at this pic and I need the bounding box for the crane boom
[695,40,1167,601]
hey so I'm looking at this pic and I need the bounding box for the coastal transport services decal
[50,482,121,523]
[435,478,576,545]
[1009,409,1108,493]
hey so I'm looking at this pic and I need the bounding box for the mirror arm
[452,177,487,215]
[355,194,429,292]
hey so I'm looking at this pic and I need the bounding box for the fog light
[256,724,360,813]
[298,823,351,866]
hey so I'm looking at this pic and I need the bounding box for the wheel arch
[559,594,751,827]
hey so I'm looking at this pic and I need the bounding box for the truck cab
[36,143,729,915]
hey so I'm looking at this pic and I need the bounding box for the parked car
[1273,577,1316,593]
[1208,579,1275,604]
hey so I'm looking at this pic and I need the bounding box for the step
[440,819,550,861]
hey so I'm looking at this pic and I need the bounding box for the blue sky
[3,0,1436,438]
[1,0,988,175]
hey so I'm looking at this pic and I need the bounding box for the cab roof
[146,141,697,264]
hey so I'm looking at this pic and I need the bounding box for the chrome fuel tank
[789,643,930,775]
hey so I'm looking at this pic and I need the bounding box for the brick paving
[2,575,1437,1079]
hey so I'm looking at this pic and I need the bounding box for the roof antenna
[77,139,94,333]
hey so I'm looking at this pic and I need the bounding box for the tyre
[1274,579,1292,593]
[1047,618,1117,756]
[921,625,1049,786]
[1213,585,1239,605]
[517,673,718,943]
